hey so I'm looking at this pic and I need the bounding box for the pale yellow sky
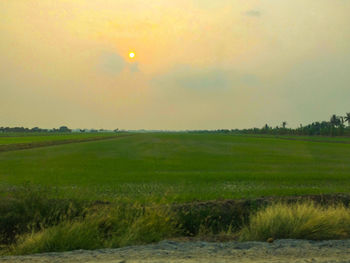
[1,0,350,129]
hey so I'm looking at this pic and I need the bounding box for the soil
[2,239,350,263]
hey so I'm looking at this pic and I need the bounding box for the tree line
[189,113,350,137]
[0,126,71,133]
[2,113,350,136]
[0,126,119,133]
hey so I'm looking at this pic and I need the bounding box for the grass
[1,132,350,255]
[0,188,177,255]
[0,132,130,154]
[1,132,350,201]
[0,186,87,245]
[12,202,177,255]
[240,202,350,241]
[237,133,350,142]
[3,189,350,255]
[0,133,117,145]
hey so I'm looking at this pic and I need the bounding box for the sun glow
[129,52,135,58]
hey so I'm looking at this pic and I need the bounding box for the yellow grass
[240,202,350,241]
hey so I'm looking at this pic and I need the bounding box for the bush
[0,186,87,244]
[240,202,350,241]
[5,190,350,255]
[12,204,178,254]
[13,220,104,254]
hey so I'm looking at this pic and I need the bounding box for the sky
[1,0,350,130]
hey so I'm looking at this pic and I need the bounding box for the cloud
[280,53,350,123]
[152,65,259,92]
[152,66,229,93]
[191,0,231,9]
[244,10,261,17]
[174,67,229,90]
[129,62,140,73]
[99,52,126,74]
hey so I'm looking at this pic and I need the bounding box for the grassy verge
[0,186,180,255]
[13,204,177,255]
[240,202,350,241]
[1,188,350,255]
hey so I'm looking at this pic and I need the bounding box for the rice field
[1,132,350,202]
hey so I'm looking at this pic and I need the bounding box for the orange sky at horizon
[1,0,350,129]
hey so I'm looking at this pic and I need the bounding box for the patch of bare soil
[2,239,350,263]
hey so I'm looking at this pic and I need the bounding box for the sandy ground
[2,239,350,263]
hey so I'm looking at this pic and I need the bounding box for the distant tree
[31,127,40,132]
[58,126,71,133]
[344,113,350,126]
[330,114,338,127]
[330,115,342,136]
[282,121,287,129]
[339,116,346,135]
[330,115,343,127]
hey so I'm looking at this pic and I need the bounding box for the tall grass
[12,204,178,255]
[240,202,350,241]
[0,185,86,245]
[3,187,350,256]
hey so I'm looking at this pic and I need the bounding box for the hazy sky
[1,0,350,130]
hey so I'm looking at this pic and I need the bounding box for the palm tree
[330,114,340,127]
[330,114,339,136]
[344,112,350,126]
[340,116,345,127]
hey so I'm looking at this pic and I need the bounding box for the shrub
[12,203,178,254]
[0,186,86,244]
[13,220,104,254]
[240,202,350,241]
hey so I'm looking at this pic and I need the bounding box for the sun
[129,52,135,58]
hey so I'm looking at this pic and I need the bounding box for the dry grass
[240,202,350,241]
[3,187,350,255]
[11,204,178,255]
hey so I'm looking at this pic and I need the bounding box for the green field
[0,133,117,145]
[1,132,350,202]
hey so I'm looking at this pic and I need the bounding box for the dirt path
[2,239,350,263]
